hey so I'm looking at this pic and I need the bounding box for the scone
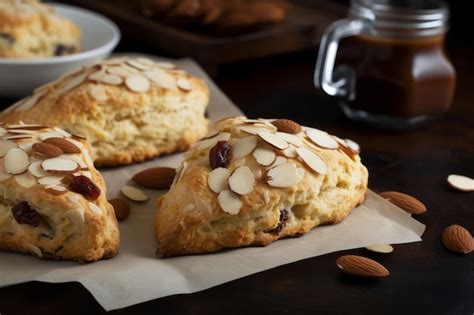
[0,122,119,261]
[0,56,210,166]
[0,0,81,58]
[155,117,368,256]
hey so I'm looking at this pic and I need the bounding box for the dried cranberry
[69,175,101,200]
[265,209,289,234]
[11,202,40,227]
[209,141,231,169]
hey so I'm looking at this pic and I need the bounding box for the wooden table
[0,39,473,314]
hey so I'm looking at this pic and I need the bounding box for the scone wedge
[0,56,209,166]
[0,123,119,261]
[155,117,368,256]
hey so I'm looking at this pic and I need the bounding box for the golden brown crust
[0,57,210,166]
[0,123,119,262]
[0,0,81,58]
[155,117,368,256]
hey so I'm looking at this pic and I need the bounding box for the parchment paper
[0,58,425,311]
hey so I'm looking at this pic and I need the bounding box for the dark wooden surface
[0,27,473,315]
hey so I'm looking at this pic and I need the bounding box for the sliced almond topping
[267,163,302,188]
[101,73,123,86]
[306,129,339,149]
[195,133,231,150]
[177,78,192,91]
[136,57,156,66]
[39,131,65,141]
[81,171,92,179]
[38,175,63,186]
[15,172,37,188]
[3,135,32,140]
[88,85,108,101]
[263,191,271,203]
[88,202,102,214]
[7,124,48,130]
[217,190,242,215]
[0,140,17,157]
[365,244,394,254]
[232,135,258,159]
[238,125,273,135]
[5,129,38,135]
[258,131,288,150]
[53,127,72,138]
[121,185,150,202]
[252,147,276,166]
[126,59,153,71]
[42,158,79,174]
[144,69,176,89]
[106,66,133,77]
[447,174,474,192]
[4,148,29,174]
[208,167,230,193]
[14,90,46,112]
[155,61,176,69]
[65,209,84,229]
[28,161,48,177]
[182,204,195,213]
[43,137,81,154]
[57,72,88,95]
[276,132,303,147]
[281,145,298,158]
[296,147,327,175]
[46,185,67,195]
[71,133,87,141]
[345,138,360,153]
[88,69,106,82]
[61,154,88,169]
[125,74,150,93]
[271,156,287,167]
[228,166,255,195]
[32,142,63,158]
[0,160,12,182]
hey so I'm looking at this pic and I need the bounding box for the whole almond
[271,119,302,134]
[32,142,63,157]
[441,224,473,254]
[132,167,176,189]
[379,191,426,214]
[109,198,130,221]
[336,255,390,277]
[43,137,81,154]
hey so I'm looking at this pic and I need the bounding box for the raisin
[264,209,289,234]
[11,202,40,227]
[69,175,101,200]
[209,141,231,169]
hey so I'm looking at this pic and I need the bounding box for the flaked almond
[32,142,63,157]
[267,162,302,188]
[132,167,176,189]
[65,209,84,229]
[0,140,17,157]
[109,198,130,221]
[336,255,389,277]
[7,124,48,130]
[208,167,230,193]
[218,190,242,215]
[144,69,176,89]
[271,119,302,134]
[101,73,123,85]
[441,224,473,254]
[345,138,361,153]
[296,147,327,175]
[15,172,37,188]
[45,185,67,195]
[228,166,255,195]
[28,161,48,177]
[379,191,426,215]
[306,128,339,150]
[276,132,304,147]
[121,185,149,202]
[125,74,150,93]
[177,78,192,91]
[4,148,30,174]
[41,158,79,174]
[232,135,258,159]
[252,147,276,166]
[258,131,288,150]
[239,125,273,136]
[43,137,81,154]
[447,174,474,192]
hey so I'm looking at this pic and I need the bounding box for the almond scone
[155,117,368,256]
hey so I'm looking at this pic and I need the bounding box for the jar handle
[314,19,366,99]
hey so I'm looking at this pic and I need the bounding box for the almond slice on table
[132,167,176,189]
[232,135,258,159]
[28,161,48,177]
[121,185,149,202]
[271,119,302,134]
[441,224,473,254]
[43,137,81,154]
[125,74,150,93]
[306,128,339,149]
[379,191,426,215]
[177,78,192,91]
[208,167,231,193]
[252,147,276,166]
[0,140,17,157]
[267,162,302,188]
[32,142,63,157]
[447,174,474,192]
[4,148,30,174]
[365,244,394,254]
[15,172,37,188]
[42,158,79,174]
[336,255,390,277]
[276,132,304,147]
[258,131,288,150]
[218,190,242,215]
[296,147,327,175]
[228,166,255,195]
[109,198,130,221]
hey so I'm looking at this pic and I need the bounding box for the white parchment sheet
[0,58,425,311]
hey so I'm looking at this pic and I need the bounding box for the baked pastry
[0,122,119,261]
[0,56,209,166]
[155,117,368,256]
[0,0,81,58]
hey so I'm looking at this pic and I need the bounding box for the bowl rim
[0,3,121,65]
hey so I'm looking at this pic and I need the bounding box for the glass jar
[315,0,456,130]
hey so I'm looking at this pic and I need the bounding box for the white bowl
[0,4,120,98]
